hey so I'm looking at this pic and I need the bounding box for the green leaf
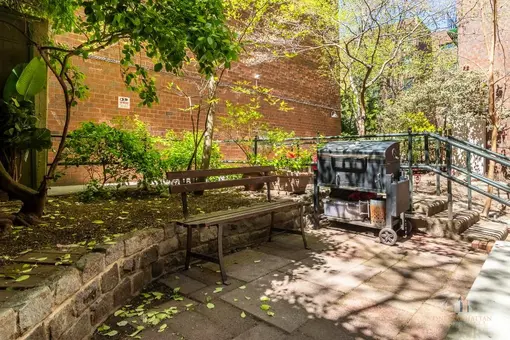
[240,311,246,318]
[260,304,271,311]
[92,220,104,224]
[207,37,214,45]
[16,57,47,100]
[267,311,275,317]
[105,330,118,336]
[18,249,32,255]
[117,320,128,326]
[158,324,167,333]
[98,324,110,332]
[206,303,215,309]
[15,275,30,282]
[3,63,26,101]
[129,325,145,337]
[239,285,246,290]
[260,296,270,302]
[213,287,223,294]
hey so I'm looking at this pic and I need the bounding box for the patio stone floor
[94,227,487,340]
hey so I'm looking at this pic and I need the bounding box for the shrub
[159,131,223,171]
[64,119,166,194]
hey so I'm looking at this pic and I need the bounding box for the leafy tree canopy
[1,0,239,105]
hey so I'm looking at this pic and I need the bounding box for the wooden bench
[167,166,308,284]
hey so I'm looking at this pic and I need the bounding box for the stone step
[412,195,448,217]
[406,209,480,240]
[461,220,509,243]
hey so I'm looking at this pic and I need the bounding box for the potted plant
[271,146,313,194]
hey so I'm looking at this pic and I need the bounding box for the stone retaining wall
[0,206,307,340]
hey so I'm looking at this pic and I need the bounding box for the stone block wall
[0,207,306,340]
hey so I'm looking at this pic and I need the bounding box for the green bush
[159,131,222,171]
[64,120,166,194]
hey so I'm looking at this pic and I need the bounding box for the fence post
[407,128,413,212]
[253,135,258,162]
[424,133,430,166]
[435,136,441,196]
[446,129,453,222]
[466,150,472,210]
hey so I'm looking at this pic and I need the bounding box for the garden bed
[0,188,266,260]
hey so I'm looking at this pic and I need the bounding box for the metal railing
[224,130,510,220]
[50,129,510,220]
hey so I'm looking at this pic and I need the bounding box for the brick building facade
[457,0,510,150]
[45,34,340,184]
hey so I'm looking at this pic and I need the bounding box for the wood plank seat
[167,166,308,284]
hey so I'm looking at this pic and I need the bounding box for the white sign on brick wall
[118,96,130,109]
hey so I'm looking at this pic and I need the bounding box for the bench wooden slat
[166,166,275,180]
[178,201,298,224]
[169,176,277,194]
[176,201,301,227]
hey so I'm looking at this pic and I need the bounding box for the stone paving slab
[166,310,237,340]
[221,271,344,333]
[189,278,245,303]
[159,273,207,295]
[349,283,425,314]
[254,243,313,261]
[183,266,235,286]
[298,318,360,340]
[232,323,287,340]
[13,251,82,265]
[398,303,455,340]
[93,232,487,340]
[201,249,292,282]
[194,299,258,337]
[280,256,385,294]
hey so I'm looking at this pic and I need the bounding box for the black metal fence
[49,129,510,216]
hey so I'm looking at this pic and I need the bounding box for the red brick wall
[48,34,340,185]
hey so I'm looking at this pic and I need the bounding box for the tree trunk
[482,0,498,217]
[201,77,217,170]
[355,93,367,136]
[16,191,46,226]
[0,160,46,225]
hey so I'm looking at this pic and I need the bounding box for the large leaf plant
[0,58,51,182]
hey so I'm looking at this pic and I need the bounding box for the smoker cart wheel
[379,228,397,246]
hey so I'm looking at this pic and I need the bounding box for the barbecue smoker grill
[314,140,411,245]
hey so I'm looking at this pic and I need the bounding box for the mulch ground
[0,188,266,261]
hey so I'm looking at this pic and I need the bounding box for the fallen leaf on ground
[207,303,215,309]
[15,275,30,282]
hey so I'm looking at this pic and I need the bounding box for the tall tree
[480,0,506,215]
[199,0,283,171]
[0,0,237,225]
[272,0,452,135]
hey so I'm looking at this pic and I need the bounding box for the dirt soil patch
[0,189,266,261]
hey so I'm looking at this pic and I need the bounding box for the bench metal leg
[216,224,229,285]
[185,225,192,270]
[268,211,275,242]
[300,205,309,249]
